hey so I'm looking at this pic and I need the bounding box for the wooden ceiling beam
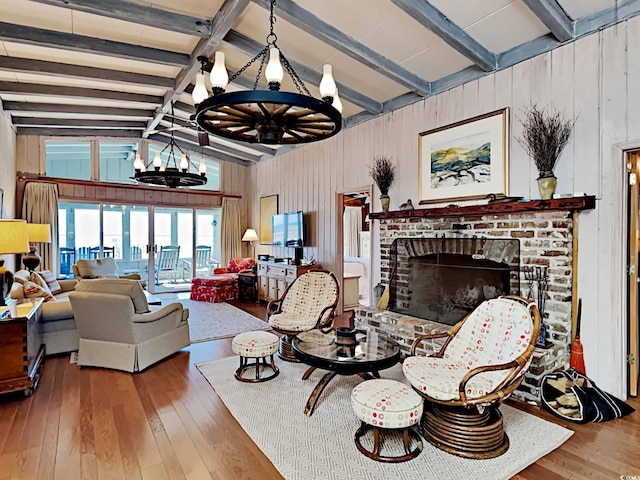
[144,0,251,137]
[0,57,174,88]
[389,0,496,71]
[166,130,262,163]
[16,127,142,137]
[0,81,162,105]
[252,0,431,96]
[148,133,252,167]
[522,0,574,42]
[0,22,190,67]
[3,101,152,117]
[223,30,382,114]
[12,117,147,128]
[28,0,212,37]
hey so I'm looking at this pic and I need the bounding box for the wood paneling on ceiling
[0,0,636,167]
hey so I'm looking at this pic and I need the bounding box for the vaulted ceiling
[0,0,636,167]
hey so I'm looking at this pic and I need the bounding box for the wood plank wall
[0,104,18,270]
[248,18,640,398]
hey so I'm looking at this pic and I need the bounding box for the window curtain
[343,206,362,257]
[22,182,59,272]
[220,197,242,267]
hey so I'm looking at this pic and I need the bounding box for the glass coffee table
[292,329,401,416]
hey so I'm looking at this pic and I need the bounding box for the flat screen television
[272,211,304,247]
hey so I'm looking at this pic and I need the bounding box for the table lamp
[242,228,259,259]
[23,223,52,271]
[0,219,30,306]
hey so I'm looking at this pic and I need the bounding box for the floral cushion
[403,357,502,401]
[402,297,535,401]
[192,275,237,287]
[228,257,257,273]
[351,379,423,429]
[190,283,237,303]
[232,331,279,357]
[268,312,318,331]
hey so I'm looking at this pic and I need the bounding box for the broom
[570,298,586,376]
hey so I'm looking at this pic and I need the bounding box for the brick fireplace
[355,196,596,404]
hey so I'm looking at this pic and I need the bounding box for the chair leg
[277,334,301,362]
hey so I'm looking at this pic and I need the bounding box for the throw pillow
[23,280,55,302]
[76,258,119,279]
[38,270,63,295]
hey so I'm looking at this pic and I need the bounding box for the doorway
[626,150,640,396]
[337,186,373,313]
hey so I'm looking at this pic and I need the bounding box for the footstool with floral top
[231,331,280,383]
[351,379,424,462]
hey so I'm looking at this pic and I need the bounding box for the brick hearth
[356,197,595,404]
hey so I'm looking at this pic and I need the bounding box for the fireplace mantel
[369,195,596,220]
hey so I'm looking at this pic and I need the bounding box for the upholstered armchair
[267,270,340,361]
[212,257,257,276]
[402,295,540,459]
[69,279,190,373]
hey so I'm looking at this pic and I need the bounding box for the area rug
[197,357,573,480]
[180,299,270,343]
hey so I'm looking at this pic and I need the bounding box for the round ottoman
[351,379,423,462]
[232,331,280,383]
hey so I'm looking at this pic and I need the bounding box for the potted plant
[368,156,396,212]
[517,104,574,199]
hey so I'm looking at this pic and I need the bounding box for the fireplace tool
[523,266,550,347]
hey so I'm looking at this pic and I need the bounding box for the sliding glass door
[58,202,220,293]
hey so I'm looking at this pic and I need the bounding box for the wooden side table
[238,272,258,302]
[0,298,45,397]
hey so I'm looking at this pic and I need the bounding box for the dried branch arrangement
[369,156,396,196]
[518,104,574,179]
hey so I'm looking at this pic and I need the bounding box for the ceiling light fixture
[193,0,342,145]
[133,105,207,188]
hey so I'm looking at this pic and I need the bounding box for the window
[45,141,91,180]
[99,142,139,183]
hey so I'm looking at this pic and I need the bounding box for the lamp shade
[27,223,52,243]
[0,220,30,254]
[242,228,259,242]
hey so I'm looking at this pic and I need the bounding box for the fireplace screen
[389,237,520,325]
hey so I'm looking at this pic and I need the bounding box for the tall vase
[380,194,390,212]
[537,176,557,200]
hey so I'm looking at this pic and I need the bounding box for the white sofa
[69,279,190,372]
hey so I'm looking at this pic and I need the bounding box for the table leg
[304,371,337,416]
[302,366,316,380]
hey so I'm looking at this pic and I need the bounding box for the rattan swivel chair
[402,295,540,459]
[267,270,340,361]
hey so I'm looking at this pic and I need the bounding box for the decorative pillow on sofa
[23,280,55,302]
[76,257,120,279]
[38,270,63,294]
[75,278,149,313]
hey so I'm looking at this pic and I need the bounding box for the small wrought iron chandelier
[193,0,343,145]
[133,106,207,188]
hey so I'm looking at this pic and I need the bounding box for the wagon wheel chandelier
[132,105,207,188]
[193,0,343,145]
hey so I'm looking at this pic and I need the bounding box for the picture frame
[259,194,279,244]
[419,108,509,204]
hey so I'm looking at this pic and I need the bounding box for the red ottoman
[190,275,238,303]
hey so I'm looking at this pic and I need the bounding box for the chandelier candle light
[133,105,207,188]
[193,0,342,145]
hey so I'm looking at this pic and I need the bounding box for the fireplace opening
[389,237,520,326]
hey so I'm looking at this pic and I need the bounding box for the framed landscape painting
[419,108,509,204]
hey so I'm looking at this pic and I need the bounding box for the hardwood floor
[0,299,638,479]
